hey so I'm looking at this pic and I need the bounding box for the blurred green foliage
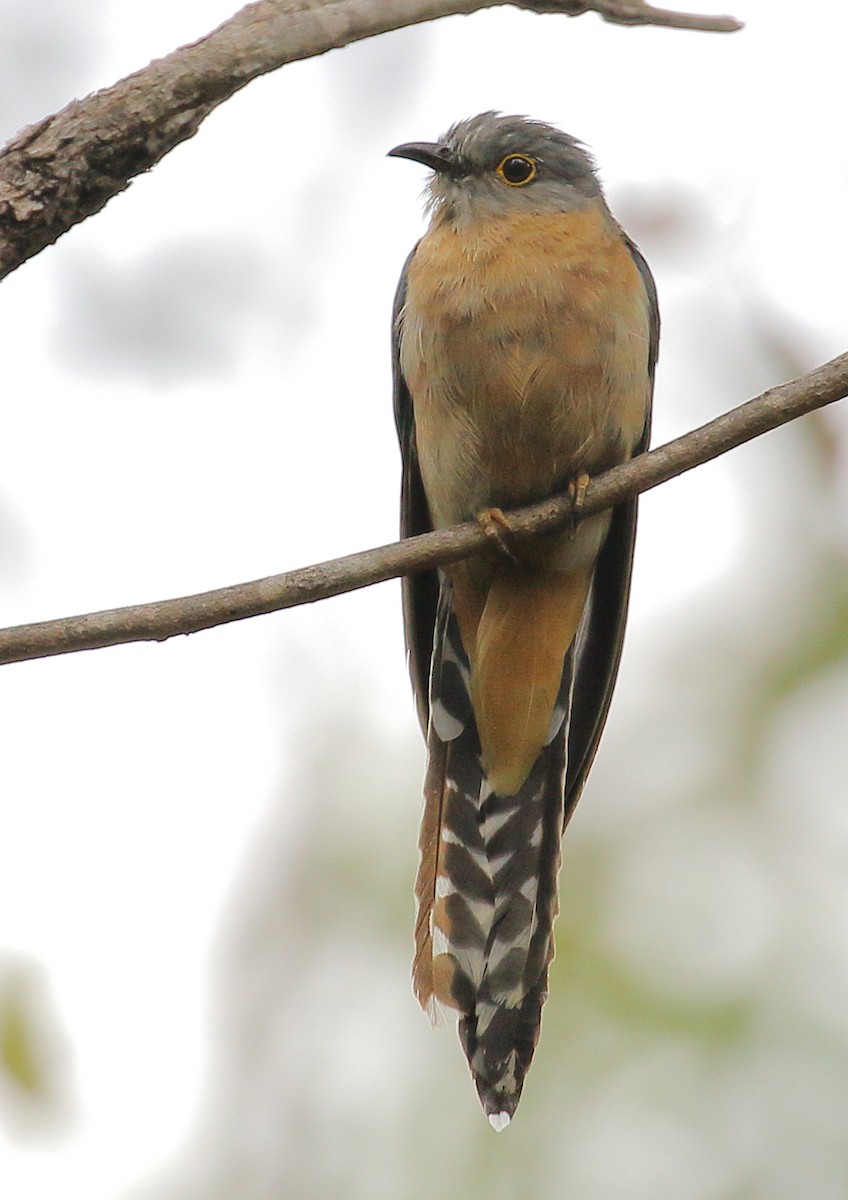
[0,980,42,1094]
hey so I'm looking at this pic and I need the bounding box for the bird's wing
[563,236,660,821]
[392,246,439,734]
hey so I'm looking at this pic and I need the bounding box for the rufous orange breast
[400,201,652,535]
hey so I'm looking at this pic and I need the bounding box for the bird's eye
[496,154,537,186]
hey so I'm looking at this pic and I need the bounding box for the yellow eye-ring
[496,154,537,186]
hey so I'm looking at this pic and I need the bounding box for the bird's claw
[477,507,518,561]
[567,472,590,536]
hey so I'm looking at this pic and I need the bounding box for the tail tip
[462,1021,527,1130]
[476,1078,521,1131]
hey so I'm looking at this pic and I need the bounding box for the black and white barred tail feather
[413,582,572,1128]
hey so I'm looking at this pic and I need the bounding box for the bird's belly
[405,310,647,534]
[420,321,613,514]
[400,206,651,534]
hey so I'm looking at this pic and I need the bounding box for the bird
[389,113,659,1130]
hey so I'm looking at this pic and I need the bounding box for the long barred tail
[413,587,571,1129]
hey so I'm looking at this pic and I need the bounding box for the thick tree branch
[0,351,844,669]
[0,0,740,281]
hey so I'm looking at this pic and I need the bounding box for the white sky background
[0,1,847,1197]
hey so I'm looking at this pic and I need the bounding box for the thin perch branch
[0,0,740,281]
[0,351,844,668]
[525,1,740,31]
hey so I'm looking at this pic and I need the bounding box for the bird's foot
[477,507,517,562]
[567,472,590,537]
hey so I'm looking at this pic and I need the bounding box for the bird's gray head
[389,112,603,224]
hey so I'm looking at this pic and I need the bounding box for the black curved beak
[388,141,453,173]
